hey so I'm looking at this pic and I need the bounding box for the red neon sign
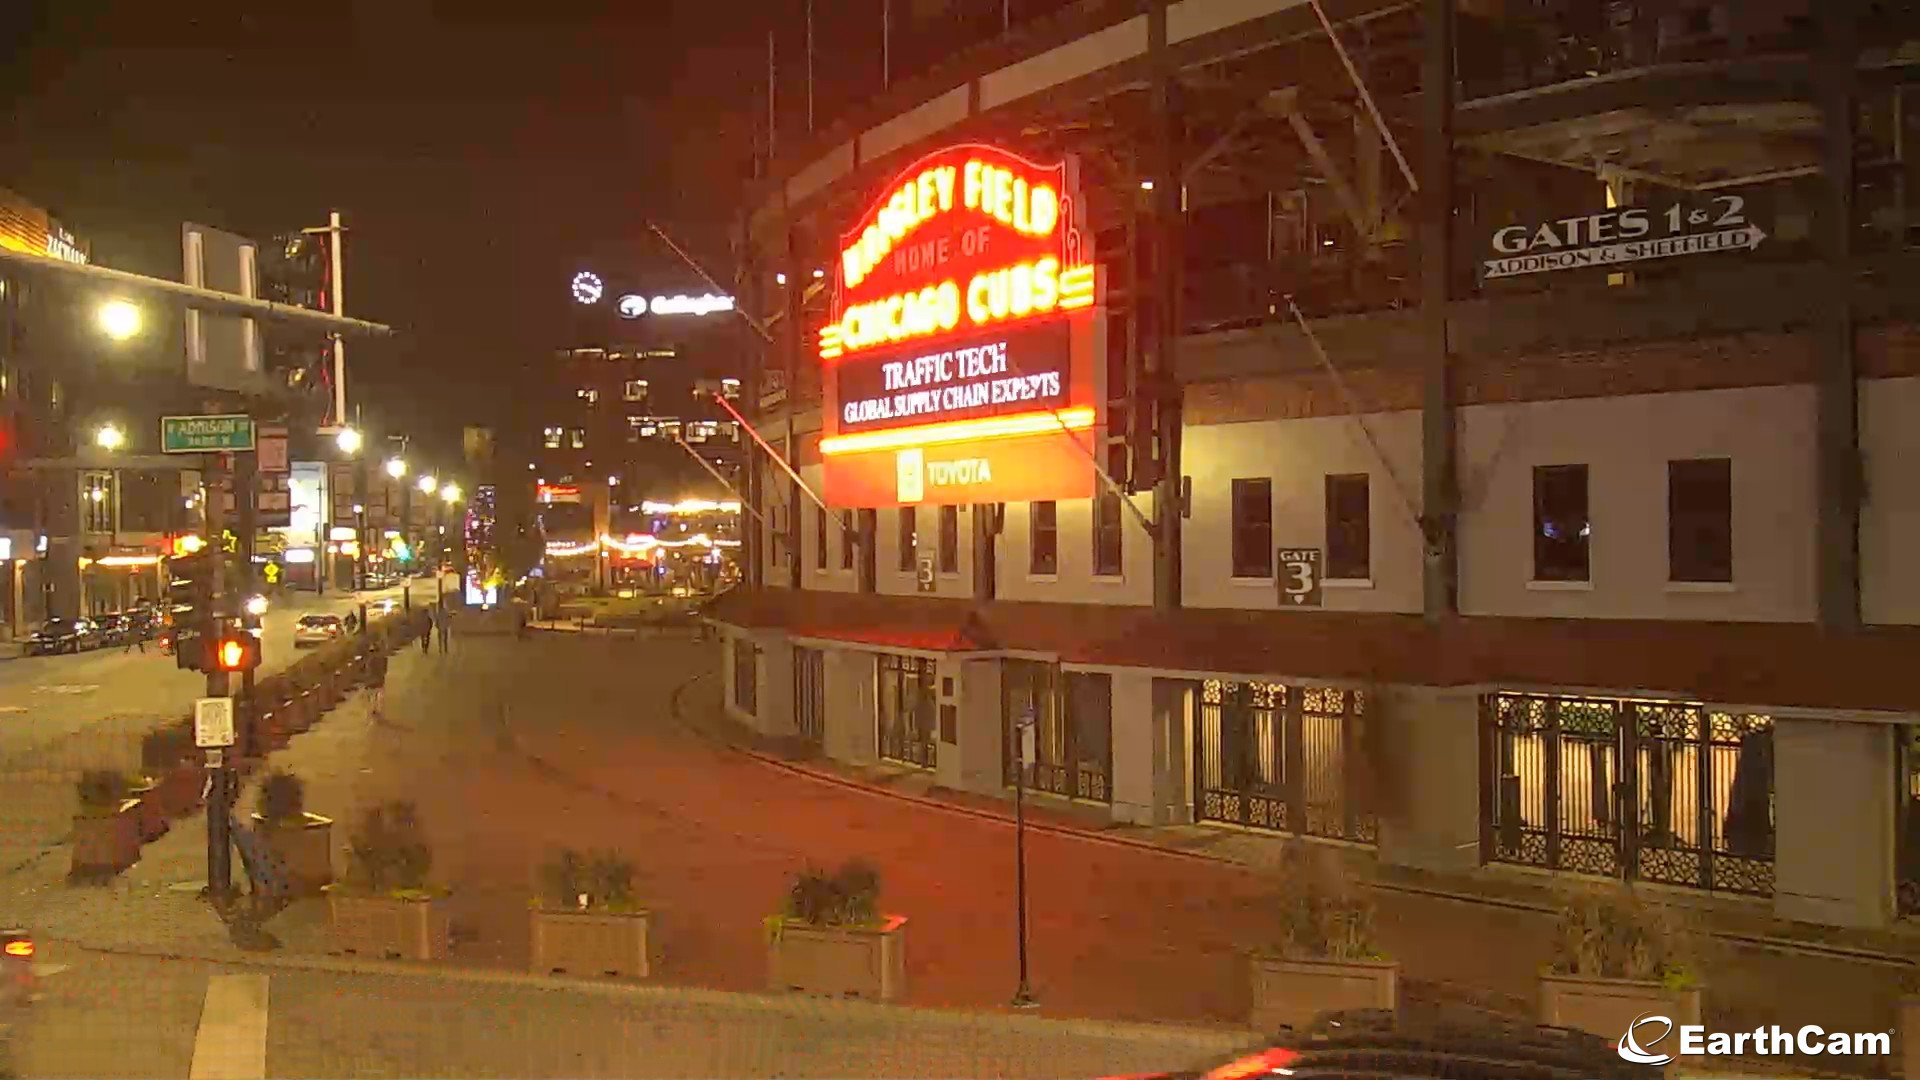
[818,143,1103,509]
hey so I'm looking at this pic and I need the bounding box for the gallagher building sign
[818,144,1102,508]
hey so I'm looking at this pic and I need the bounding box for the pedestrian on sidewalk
[419,609,434,655]
[123,625,146,654]
[368,646,389,720]
[436,609,450,654]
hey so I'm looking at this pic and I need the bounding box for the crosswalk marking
[189,973,270,1080]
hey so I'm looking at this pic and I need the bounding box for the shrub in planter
[1539,887,1701,1042]
[70,769,140,878]
[1248,846,1397,1033]
[764,859,904,1002]
[251,770,334,894]
[324,800,448,960]
[529,848,650,978]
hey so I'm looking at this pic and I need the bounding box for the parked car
[0,928,31,1008]
[25,618,96,656]
[293,613,346,648]
[93,613,133,648]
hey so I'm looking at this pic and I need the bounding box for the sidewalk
[2,633,1900,1079]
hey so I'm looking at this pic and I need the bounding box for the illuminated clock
[571,271,604,305]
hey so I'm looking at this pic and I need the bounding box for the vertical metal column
[1815,7,1860,630]
[235,445,258,755]
[203,448,233,906]
[1147,0,1184,613]
[785,230,804,591]
[1418,0,1459,620]
[738,218,765,590]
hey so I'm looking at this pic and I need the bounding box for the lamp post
[334,426,363,594]
[93,424,126,608]
[95,299,142,342]
[440,482,462,609]
[1011,705,1038,1009]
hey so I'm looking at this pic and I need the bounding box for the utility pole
[235,439,259,756]
[1418,0,1459,620]
[302,211,349,598]
[1147,0,1184,613]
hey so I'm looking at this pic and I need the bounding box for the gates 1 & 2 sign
[818,143,1103,508]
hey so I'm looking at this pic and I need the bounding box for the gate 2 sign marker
[818,143,1104,509]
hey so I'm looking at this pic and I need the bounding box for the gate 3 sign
[1483,195,1767,279]
[817,143,1104,509]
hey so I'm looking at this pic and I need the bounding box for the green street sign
[161,414,255,454]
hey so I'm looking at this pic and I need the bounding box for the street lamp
[440,483,461,504]
[385,457,407,480]
[335,427,363,456]
[416,474,437,494]
[94,424,125,452]
[96,299,142,341]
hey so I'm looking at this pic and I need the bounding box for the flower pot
[254,812,335,894]
[1539,972,1702,1043]
[530,907,651,978]
[126,781,169,843]
[766,915,906,1002]
[156,764,205,816]
[325,889,450,960]
[69,803,140,877]
[1249,954,1399,1033]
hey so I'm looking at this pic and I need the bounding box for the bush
[1272,845,1382,962]
[258,771,306,824]
[77,769,130,815]
[343,800,434,897]
[140,723,196,772]
[781,859,882,927]
[537,848,638,912]
[1550,887,1696,989]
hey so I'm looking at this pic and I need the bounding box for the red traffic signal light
[210,634,259,672]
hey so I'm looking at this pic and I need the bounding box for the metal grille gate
[877,653,937,768]
[1193,679,1376,844]
[1482,691,1775,896]
[1003,662,1113,802]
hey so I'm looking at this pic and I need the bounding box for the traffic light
[209,630,260,673]
[167,550,213,671]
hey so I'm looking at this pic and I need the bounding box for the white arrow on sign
[1484,224,1767,280]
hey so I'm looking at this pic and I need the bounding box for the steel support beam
[783,230,804,590]
[1814,8,1860,630]
[1418,0,1458,620]
[1148,0,1185,613]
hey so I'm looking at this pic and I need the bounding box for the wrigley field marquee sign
[1484,195,1767,280]
[817,143,1105,508]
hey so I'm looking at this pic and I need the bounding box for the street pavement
[0,578,444,878]
[0,630,1901,1077]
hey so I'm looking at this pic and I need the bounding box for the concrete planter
[1899,996,1920,1080]
[126,780,169,843]
[1249,954,1399,1033]
[325,889,450,960]
[766,916,906,1002]
[1539,972,1702,1042]
[69,803,140,877]
[254,812,335,894]
[530,908,651,978]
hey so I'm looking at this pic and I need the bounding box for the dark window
[877,653,937,768]
[839,510,855,570]
[814,505,828,570]
[898,507,917,571]
[938,505,959,574]
[1029,501,1058,575]
[1669,458,1732,583]
[1532,464,1590,582]
[1231,478,1273,578]
[1325,474,1370,580]
[1092,489,1123,576]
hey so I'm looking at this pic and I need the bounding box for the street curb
[663,669,1920,972]
[48,937,1260,1048]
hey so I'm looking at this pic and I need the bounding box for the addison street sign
[1483,195,1767,280]
[161,414,256,454]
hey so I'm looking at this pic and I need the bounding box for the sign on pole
[162,414,255,454]
[1482,195,1767,280]
[257,424,290,473]
[1276,547,1324,608]
[194,696,236,748]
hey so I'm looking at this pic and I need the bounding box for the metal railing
[1194,679,1377,844]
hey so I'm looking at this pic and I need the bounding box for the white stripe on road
[189,973,270,1080]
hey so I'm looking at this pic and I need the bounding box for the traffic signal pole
[236,446,259,752]
[202,448,233,908]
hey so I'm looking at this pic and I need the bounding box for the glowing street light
[417,474,438,495]
[440,483,461,504]
[385,457,407,479]
[96,299,142,341]
[244,595,269,618]
[335,427,363,455]
[94,424,125,451]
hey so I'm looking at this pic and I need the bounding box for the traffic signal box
[168,551,213,672]
[211,630,260,673]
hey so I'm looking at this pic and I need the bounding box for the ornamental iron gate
[877,653,938,768]
[1482,691,1775,897]
[1898,727,1920,916]
[794,647,825,747]
[1194,679,1376,844]
[1003,661,1114,802]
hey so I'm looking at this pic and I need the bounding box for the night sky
[0,0,790,467]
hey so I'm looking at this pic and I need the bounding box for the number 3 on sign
[1275,548,1323,608]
